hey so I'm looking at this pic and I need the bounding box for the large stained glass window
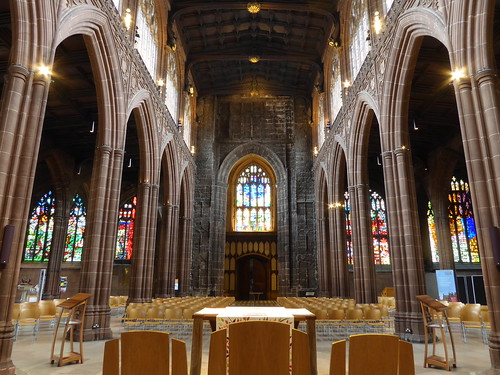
[235,165,272,232]
[427,177,480,264]
[64,194,86,262]
[449,177,479,262]
[344,192,353,264]
[344,190,390,265]
[371,191,390,265]
[24,191,55,262]
[115,196,137,260]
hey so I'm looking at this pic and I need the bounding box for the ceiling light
[247,2,261,13]
[157,78,164,87]
[248,56,260,63]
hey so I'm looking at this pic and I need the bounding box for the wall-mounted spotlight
[124,8,132,30]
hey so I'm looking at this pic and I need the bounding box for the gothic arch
[214,142,290,296]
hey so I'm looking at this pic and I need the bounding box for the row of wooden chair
[11,299,69,339]
[120,297,235,339]
[438,302,490,344]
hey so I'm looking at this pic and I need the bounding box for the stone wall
[192,95,316,296]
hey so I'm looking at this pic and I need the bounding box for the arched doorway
[224,155,279,300]
[236,255,269,300]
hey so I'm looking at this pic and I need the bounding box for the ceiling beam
[170,2,338,25]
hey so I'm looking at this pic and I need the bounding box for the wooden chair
[38,300,57,328]
[480,308,491,345]
[460,304,482,342]
[121,331,169,375]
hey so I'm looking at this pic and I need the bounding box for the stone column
[329,203,349,297]
[128,181,159,302]
[382,147,426,341]
[177,215,193,295]
[0,65,50,375]
[348,184,377,303]
[78,145,123,341]
[455,69,500,367]
[155,203,179,297]
[42,199,70,300]
[316,215,330,297]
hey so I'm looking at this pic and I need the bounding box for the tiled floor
[11,315,496,375]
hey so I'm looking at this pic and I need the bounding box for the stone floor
[11,313,496,375]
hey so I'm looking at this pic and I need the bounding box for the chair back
[172,338,188,375]
[292,329,310,375]
[208,328,227,375]
[329,340,346,375]
[460,305,481,322]
[228,321,290,375]
[345,308,363,321]
[121,331,170,375]
[39,300,57,315]
[365,308,382,320]
[398,340,415,375]
[102,338,120,375]
[348,334,399,375]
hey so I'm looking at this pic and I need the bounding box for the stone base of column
[394,311,425,343]
[81,304,113,341]
[0,321,15,375]
[488,331,500,370]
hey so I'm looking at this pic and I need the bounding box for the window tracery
[135,0,159,78]
[234,164,273,232]
[115,196,137,260]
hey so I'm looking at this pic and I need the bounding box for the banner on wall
[436,269,458,302]
[60,277,68,294]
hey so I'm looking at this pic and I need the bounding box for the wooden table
[189,307,317,375]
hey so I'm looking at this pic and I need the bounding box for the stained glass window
[115,196,137,260]
[449,177,479,263]
[427,177,480,264]
[24,191,55,262]
[344,190,390,265]
[64,194,86,262]
[371,191,390,265]
[235,165,272,232]
[344,191,353,264]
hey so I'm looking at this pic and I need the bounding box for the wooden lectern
[416,295,456,371]
[50,293,91,367]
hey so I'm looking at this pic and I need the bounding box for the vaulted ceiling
[169,1,340,97]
